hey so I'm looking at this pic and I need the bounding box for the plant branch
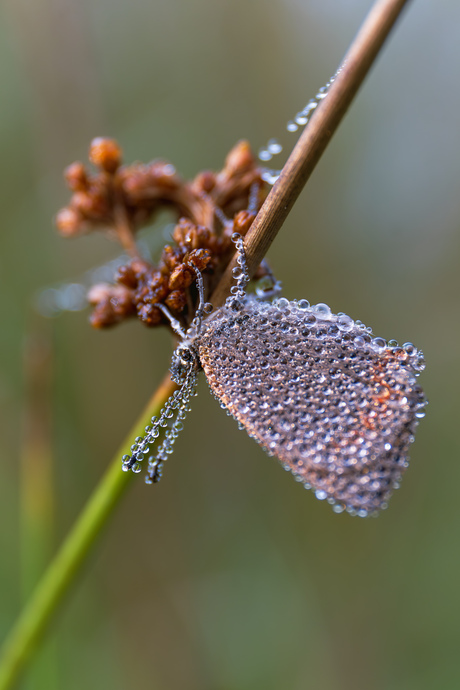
[112,185,140,258]
[0,374,177,690]
[211,0,412,307]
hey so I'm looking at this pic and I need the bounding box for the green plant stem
[20,323,58,690]
[0,375,176,690]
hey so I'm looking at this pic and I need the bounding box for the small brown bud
[169,264,194,291]
[233,210,255,236]
[161,245,183,272]
[64,162,88,191]
[87,283,114,305]
[117,264,138,289]
[193,171,216,193]
[137,303,163,326]
[71,189,110,220]
[165,290,187,312]
[224,140,255,175]
[89,137,122,173]
[55,207,82,236]
[186,248,211,272]
[173,219,211,250]
[88,284,135,328]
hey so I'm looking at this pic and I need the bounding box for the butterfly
[122,234,426,517]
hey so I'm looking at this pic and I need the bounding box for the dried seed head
[56,140,267,328]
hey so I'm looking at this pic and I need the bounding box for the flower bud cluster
[57,138,267,329]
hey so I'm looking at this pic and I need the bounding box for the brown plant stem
[112,193,140,258]
[211,0,412,308]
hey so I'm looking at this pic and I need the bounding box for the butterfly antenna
[156,302,188,339]
[186,262,213,336]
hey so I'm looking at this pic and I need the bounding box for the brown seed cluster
[57,137,268,329]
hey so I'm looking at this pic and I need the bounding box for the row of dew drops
[258,67,342,184]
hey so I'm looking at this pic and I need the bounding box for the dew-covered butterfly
[122,234,426,517]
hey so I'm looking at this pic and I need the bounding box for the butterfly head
[170,342,201,385]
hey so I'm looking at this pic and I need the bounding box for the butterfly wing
[198,297,426,516]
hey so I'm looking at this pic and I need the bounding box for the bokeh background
[1,1,459,688]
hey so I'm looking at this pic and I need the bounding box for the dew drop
[371,337,387,354]
[337,313,354,332]
[295,112,309,126]
[267,138,282,155]
[298,299,310,310]
[261,169,281,185]
[403,342,416,355]
[276,298,290,311]
[313,303,332,320]
[258,148,272,162]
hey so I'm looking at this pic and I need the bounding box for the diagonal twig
[211,0,412,307]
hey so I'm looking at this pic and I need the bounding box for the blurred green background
[1,1,459,688]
